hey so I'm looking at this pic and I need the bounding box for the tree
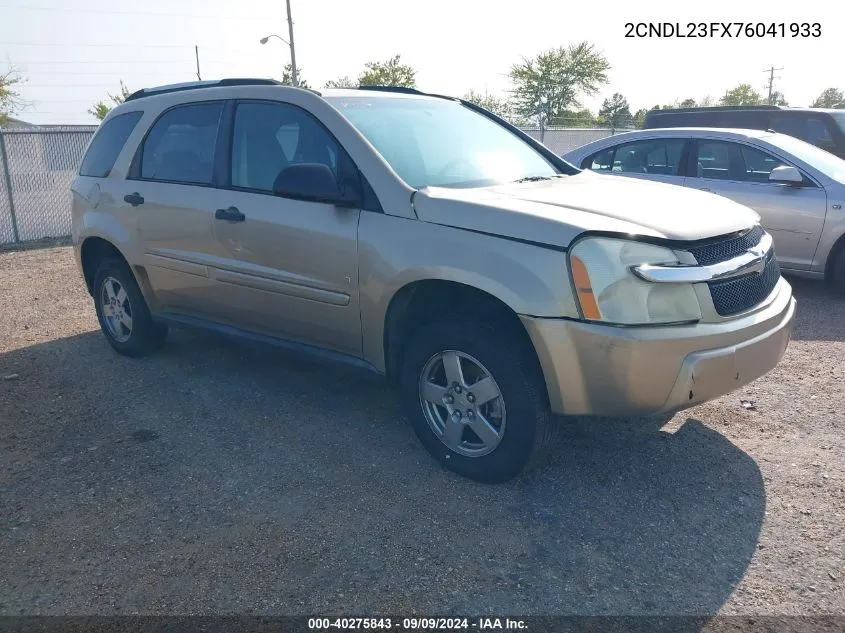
[358,55,416,87]
[552,108,597,127]
[598,92,632,128]
[769,91,788,106]
[679,98,697,108]
[509,42,610,139]
[281,64,310,89]
[699,95,716,107]
[88,80,131,122]
[462,90,513,120]
[633,108,649,128]
[0,66,26,125]
[720,83,763,106]
[810,88,845,108]
[324,76,356,89]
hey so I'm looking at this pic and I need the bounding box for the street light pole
[286,0,298,87]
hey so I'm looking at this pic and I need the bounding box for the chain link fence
[521,127,635,156]
[0,126,97,246]
[0,124,633,247]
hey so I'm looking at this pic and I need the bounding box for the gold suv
[71,80,795,482]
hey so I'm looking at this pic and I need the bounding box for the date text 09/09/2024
[625,22,821,38]
[307,618,527,630]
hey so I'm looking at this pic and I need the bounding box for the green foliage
[462,90,513,120]
[679,98,697,108]
[551,108,597,127]
[0,66,25,125]
[769,91,788,106]
[281,64,311,89]
[358,55,416,88]
[633,108,649,128]
[810,88,845,108]
[598,92,632,128]
[508,42,610,128]
[88,80,132,122]
[720,83,763,106]
[324,76,357,89]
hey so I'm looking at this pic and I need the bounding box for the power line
[0,4,275,19]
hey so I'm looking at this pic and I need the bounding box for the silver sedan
[564,128,845,292]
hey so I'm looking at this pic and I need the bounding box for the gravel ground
[0,245,843,616]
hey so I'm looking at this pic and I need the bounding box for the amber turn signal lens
[570,255,601,320]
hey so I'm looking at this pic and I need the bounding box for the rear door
[126,100,225,315]
[581,137,688,188]
[684,138,827,270]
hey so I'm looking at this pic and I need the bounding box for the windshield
[764,132,845,185]
[325,95,562,188]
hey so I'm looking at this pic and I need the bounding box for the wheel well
[80,237,127,295]
[824,233,845,282]
[383,280,542,387]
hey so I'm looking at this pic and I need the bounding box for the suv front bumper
[520,278,795,417]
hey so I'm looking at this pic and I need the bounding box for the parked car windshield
[325,95,562,189]
[763,132,845,184]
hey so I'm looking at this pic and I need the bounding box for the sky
[0,0,838,125]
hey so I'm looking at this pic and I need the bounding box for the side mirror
[768,165,803,185]
[272,163,357,207]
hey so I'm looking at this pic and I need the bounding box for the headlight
[569,237,701,325]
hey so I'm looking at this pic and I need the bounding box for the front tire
[92,259,167,357]
[400,317,555,483]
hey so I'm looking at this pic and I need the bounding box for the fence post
[0,130,19,243]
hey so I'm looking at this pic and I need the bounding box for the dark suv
[643,106,845,159]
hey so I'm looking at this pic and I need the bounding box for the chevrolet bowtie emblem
[745,244,768,275]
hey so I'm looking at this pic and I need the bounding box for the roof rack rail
[124,78,282,102]
[355,86,426,95]
[651,105,782,113]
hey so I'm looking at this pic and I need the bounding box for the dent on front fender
[356,212,579,372]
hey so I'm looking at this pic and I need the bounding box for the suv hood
[412,171,760,246]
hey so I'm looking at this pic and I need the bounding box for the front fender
[358,213,579,372]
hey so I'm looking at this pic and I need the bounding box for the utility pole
[763,65,783,104]
[195,45,202,81]
[286,0,298,87]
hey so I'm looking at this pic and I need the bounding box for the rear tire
[400,317,556,483]
[92,259,167,357]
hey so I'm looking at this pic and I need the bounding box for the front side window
[604,139,685,175]
[139,102,223,185]
[79,111,143,178]
[325,96,563,188]
[230,101,341,193]
[693,140,792,183]
[586,149,613,172]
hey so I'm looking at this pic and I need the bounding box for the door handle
[697,187,711,192]
[124,192,145,206]
[215,206,245,222]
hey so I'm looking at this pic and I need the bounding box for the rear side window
[139,102,223,185]
[591,139,685,175]
[79,111,143,178]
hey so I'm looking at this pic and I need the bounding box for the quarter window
[79,111,143,178]
[139,102,223,185]
[231,102,341,193]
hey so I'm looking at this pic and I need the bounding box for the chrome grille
[687,224,765,266]
[685,225,780,316]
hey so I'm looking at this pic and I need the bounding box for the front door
[203,100,363,356]
[684,139,827,270]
